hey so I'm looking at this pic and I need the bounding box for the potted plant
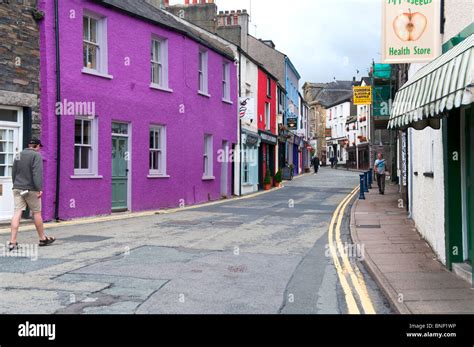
[274,170,283,188]
[263,169,272,190]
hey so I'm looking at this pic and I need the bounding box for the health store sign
[382,0,441,64]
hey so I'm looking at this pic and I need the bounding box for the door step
[452,262,473,286]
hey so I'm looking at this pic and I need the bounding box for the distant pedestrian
[312,156,320,174]
[334,156,338,169]
[329,156,334,169]
[9,139,55,252]
[374,153,387,195]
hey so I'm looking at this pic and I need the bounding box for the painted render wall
[408,2,473,264]
[39,0,237,220]
[409,125,446,264]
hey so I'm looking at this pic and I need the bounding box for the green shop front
[389,34,474,284]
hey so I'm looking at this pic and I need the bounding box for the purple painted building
[38,0,238,221]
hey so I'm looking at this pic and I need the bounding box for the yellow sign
[382,0,441,64]
[353,86,373,105]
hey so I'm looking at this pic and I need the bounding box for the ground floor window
[149,125,166,176]
[74,117,97,175]
[203,134,213,178]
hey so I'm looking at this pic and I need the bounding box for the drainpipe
[238,49,242,197]
[54,0,62,221]
[408,129,413,218]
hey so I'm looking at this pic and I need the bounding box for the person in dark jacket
[312,156,320,174]
[9,139,55,251]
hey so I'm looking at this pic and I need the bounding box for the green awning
[389,34,473,130]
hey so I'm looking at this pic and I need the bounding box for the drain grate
[61,235,112,243]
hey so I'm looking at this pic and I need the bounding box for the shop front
[389,34,473,282]
[241,130,260,195]
[258,130,278,189]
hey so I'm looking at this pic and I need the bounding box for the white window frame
[82,12,111,79]
[266,77,272,97]
[222,62,231,102]
[149,125,167,177]
[198,49,209,95]
[150,37,171,91]
[203,134,214,179]
[74,116,99,176]
[265,102,271,131]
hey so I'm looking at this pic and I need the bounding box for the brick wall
[0,0,41,137]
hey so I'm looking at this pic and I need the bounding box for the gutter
[54,0,62,221]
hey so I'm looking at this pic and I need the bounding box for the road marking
[328,187,360,314]
[335,189,376,314]
[328,186,376,314]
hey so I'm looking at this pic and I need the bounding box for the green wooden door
[112,136,128,211]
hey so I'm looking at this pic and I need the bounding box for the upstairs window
[151,38,169,89]
[266,77,272,97]
[83,13,108,75]
[265,102,271,131]
[198,50,209,95]
[222,62,231,101]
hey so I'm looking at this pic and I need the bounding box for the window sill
[198,91,211,98]
[147,174,170,179]
[150,83,173,93]
[222,99,233,105]
[71,175,103,180]
[81,68,113,80]
[202,176,215,181]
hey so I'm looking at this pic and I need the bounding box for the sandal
[39,236,56,247]
[8,242,19,252]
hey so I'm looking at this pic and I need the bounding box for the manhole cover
[61,235,112,243]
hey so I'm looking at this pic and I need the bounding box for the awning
[388,34,473,130]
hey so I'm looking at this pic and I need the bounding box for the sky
[169,0,382,86]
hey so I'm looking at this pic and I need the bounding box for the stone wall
[0,0,41,138]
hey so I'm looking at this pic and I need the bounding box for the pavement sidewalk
[351,184,474,314]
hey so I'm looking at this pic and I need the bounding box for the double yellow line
[328,187,376,314]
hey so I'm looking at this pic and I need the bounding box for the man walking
[9,139,55,251]
[374,153,387,195]
[312,155,320,174]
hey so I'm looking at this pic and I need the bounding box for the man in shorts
[9,138,55,251]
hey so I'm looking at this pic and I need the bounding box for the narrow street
[0,168,391,314]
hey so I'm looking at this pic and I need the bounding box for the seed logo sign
[382,0,441,64]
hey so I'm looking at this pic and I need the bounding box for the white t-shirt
[374,159,386,175]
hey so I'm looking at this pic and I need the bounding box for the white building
[325,94,353,166]
[389,2,473,281]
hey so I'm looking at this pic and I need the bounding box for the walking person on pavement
[312,155,320,174]
[8,139,55,251]
[374,153,388,195]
